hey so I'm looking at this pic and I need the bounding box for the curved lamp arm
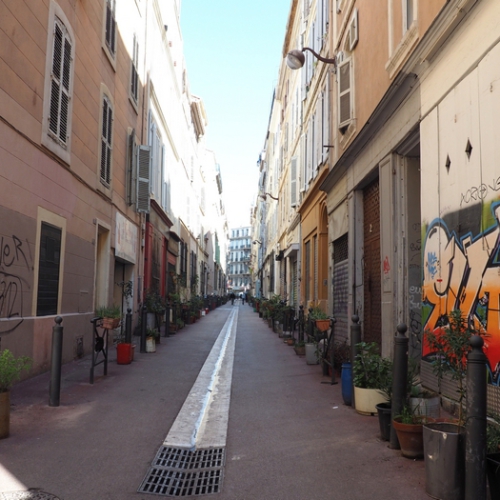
[286,47,337,70]
[260,192,279,201]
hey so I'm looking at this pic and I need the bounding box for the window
[105,0,116,56]
[338,58,352,129]
[130,34,139,104]
[100,94,113,185]
[37,223,62,316]
[42,3,75,163]
[403,0,416,33]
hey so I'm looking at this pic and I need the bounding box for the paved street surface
[0,303,430,500]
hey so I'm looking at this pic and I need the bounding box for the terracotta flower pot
[315,319,330,332]
[393,416,429,459]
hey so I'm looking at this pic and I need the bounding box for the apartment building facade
[255,0,500,370]
[227,227,252,295]
[0,0,227,376]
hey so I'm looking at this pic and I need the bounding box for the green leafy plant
[144,290,165,314]
[425,308,483,425]
[0,349,31,393]
[353,341,392,395]
[397,404,424,425]
[308,305,329,320]
[146,327,160,340]
[96,304,121,319]
[487,416,500,454]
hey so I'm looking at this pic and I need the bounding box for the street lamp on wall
[260,193,279,201]
[286,47,337,71]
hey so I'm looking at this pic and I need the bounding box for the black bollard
[49,316,63,407]
[465,335,487,500]
[125,308,132,343]
[390,323,408,449]
[350,315,361,409]
[140,304,147,353]
[330,317,338,385]
[165,302,171,337]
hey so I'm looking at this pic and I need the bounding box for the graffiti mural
[422,204,500,371]
[0,235,32,333]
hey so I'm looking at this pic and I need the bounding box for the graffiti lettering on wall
[460,178,500,207]
[0,235,32,333]
[422,206,500,368]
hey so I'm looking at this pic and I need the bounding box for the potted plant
[146,327,159,353]
[392,404,431,459]
[309,305,330,332]
[96,304,121,330]
[353,341,391,415]
[422,309,483,500]
[0,349,31,439]
[486,415,500,497]
[293,341,306,356]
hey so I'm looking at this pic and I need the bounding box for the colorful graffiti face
[422,208,500,370]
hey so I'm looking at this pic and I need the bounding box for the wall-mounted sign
[115,212,138,264]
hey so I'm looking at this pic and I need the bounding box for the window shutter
[349,9,359,51]
[105,0,116,54]
[291,157,298,207]
[338,58,352,128]
[127,130,136,205]
[49,20,72,145]
[136,145,151,213]
[131,35,139,102]
[316,1,323,50]
[100,97,113,184]
[322,84,329,161]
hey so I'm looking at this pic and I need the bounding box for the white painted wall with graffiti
[420,10,500,374]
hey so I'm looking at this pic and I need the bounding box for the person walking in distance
[230,292,235,305]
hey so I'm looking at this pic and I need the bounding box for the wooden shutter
[349,9,359,51]
[291,157,298,207]
[49,19,72,145]
[37,223,62,316]
[100,96,113,184]
[136,145,151,213]
[338,58,352,128]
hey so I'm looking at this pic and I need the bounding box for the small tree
[425,308,483,426]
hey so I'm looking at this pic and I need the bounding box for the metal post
[140,304,147,353]
[390,323,409,449]
[165,302,171,337]
[330,317,338,385]
[49,316,63,407]
[465,335,487,500]
[125,308,132,344]
[350,315,362,410]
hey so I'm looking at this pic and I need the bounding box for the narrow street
[0,304,429,500]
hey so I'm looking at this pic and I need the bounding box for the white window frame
[41,1,75,164]
[130,33,139,106]
[403,0,417,34]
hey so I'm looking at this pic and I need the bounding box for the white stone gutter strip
[163,307,237,450]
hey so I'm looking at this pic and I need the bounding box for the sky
[180,0,292,229]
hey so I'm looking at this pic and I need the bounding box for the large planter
[0,391,10,439]
[146,337,156,353]
[341,363,352,406]
[375,402,392,441]
[410,394,440,418]
[486,452,500,498]
[116,343,133,365]
[423,422,465,500]
[392,416,425,459]
[305,343,318,365]
[353,386,388,416]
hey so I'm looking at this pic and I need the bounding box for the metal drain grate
[139,447,225,497]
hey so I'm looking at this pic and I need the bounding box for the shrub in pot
[0,349,31,439]
[423,309,484,500]
[353,341,391,415]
